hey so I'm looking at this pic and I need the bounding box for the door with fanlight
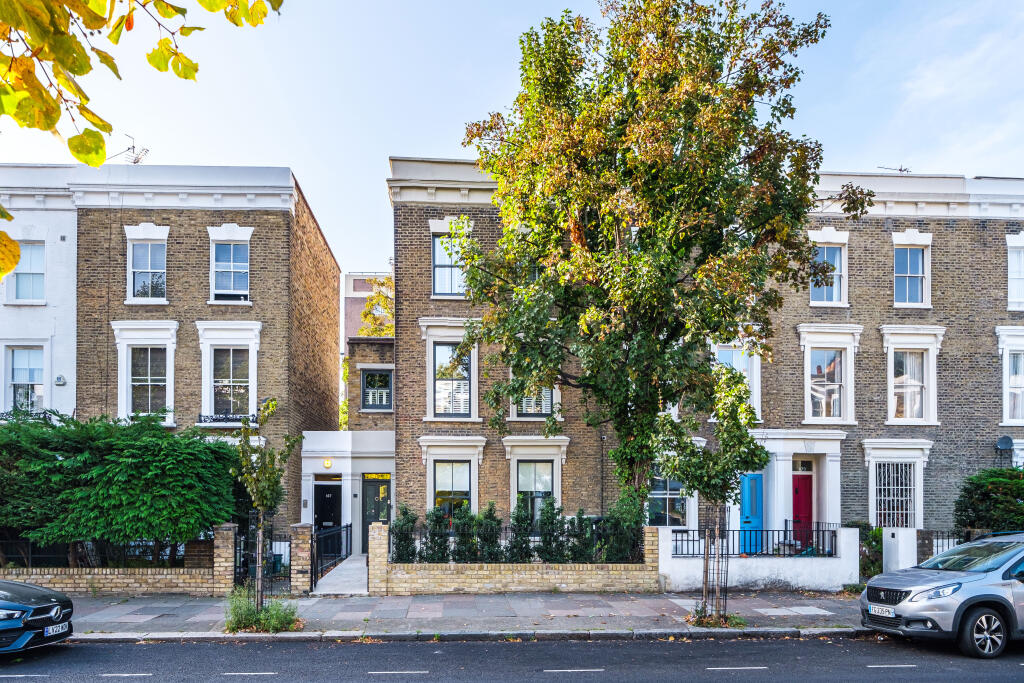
[792,459,814,548]
[361,474,391,553]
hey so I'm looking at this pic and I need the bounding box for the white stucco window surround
[996,326,1024,426]
[713,343,762,420]
[807,225,849,308]
[418,317,480,422]
[1007,232,1024,311]
[419,435,485,514]
[863,438,931,530]
[892,229,932,309]
[124,223,170,305]
[880,325,944,426]
[207,223,254,306]
[195,320,261,427]
[429,217,472,300]
[110,320,178,426]
[501,435,570,511]
[0,339,51,413]
[508,381,563,421]
[797,323,862,425]
[1012,439,1024,469]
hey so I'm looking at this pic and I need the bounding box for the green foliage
[599,489,646,563]
[848,520,883,580]
[225,586,299,633]
[954,468,1024,532]
[455,0,873,499]
[390,503,418,563]
[476,502,504,563]
[358,274,395,337]
[505,495,534,563]
[339,357,349,429]
[450,504,479,563]
[566,508,596,563]
[0,412,235,548]
[419,506,451,563]
[535,496,567,563]
[231,398,300,519]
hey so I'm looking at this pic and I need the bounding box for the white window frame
[207,224,254,306]
[712,342,762,420]
[892,229,932,309]
[418,317,480,422]
[195,321,261,427]
[880,325,944,426]
[863,438,931,530]
[1007,232,1024,311]
[996,326,1024,426]
[124,223,169,305]
[428,217,470,300]
[502,435,569,513]
[111,320,178,427]
[1,342,49,413]
[807,225,849,308]
[7,241,46,305]
[419,435,485,514]
[798,324,861,425]
[509,380,563,421]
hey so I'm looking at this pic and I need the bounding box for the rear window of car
[918,540,1024,572]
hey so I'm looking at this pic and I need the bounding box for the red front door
[792,474,813,547]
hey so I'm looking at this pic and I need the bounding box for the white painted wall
[657,527,859,592]
[882,527,918,573]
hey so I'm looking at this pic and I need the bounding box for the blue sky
[1,1,1020,272]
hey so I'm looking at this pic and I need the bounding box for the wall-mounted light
[323,459,333,469]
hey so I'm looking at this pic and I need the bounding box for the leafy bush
[477,502,503,563]
[390,504,418,563]
[848,520,882,580]
[225,587,300,633]
[419,506,451,563]
[954,468,1024,532]
[599,488,644,563]
[535,496,567,563]
[566,508,596,562]
[505,495,534,563]
[451,505,479,562]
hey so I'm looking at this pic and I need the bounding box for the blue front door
[739,473,763,554]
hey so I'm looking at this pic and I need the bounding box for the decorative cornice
[996,326,1024,352]
[501,435,571,464]
[418,435,487,465]
[806,225,849,245]
[879,324,946,351]
[797,323,863,352]
[862,438,933,465]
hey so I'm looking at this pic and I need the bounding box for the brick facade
[347,337,396,431]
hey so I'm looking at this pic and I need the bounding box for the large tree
[456,0,871,498]
[358,273,395,337]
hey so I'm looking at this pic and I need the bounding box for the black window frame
[360,369,393,411]
[432,341,471,418]
[432,234,465,296]
[517,386,554,418]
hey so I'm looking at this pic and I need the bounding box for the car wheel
[957,607,1007,658]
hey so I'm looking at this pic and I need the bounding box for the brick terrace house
[67,164,339,525]
[382,159,1024,535]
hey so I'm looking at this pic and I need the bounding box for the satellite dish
[996,435,1014,451]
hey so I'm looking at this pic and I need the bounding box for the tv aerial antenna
[107,134,149,164]
[878,165,911,174]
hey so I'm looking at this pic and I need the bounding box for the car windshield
[918,540,1024,572]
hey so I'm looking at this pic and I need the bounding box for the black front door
[361,475,391,553]
[314,484,342,530]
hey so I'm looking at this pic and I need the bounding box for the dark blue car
[0,580,73,653]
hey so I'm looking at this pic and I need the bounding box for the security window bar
[893,350,925,419]
[131,242,166,299]
[875,461,915,528]
[519,386,553,416]
[1010,247,1024,309]
[361,370,392,410]
[13,243,44,300]
[1011,352,1024,420]
[517,461,553,524]
[130,347,167,415]
[10,347,43,412]
[811,245,843,303]
[212,348,249,416]
[433,342,470,418]
[894,247,925,304]
[434,460,470,517]
[213,242,250,301]
[432,235,465,296]
[648,473,686,527]
[809,348,843,418]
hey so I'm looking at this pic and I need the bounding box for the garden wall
[0,524,237,597]
[367,523,660,596]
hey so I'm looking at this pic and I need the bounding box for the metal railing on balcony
[197,413,257,425]
[671,527,837,558]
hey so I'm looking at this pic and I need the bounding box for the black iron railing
[234,511,291,598]
[0,536,187,568]
[671,528,837,558]
[312,523,352,586]
[197,413,257,424]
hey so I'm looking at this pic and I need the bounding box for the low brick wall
[0,523,237,597]
[367,524,660,596]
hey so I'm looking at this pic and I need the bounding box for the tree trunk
[255,511,265,611]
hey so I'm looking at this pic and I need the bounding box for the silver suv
[861,532,1024,657]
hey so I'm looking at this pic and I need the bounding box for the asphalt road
[2,637,1023,681]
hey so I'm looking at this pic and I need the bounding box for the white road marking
[99,676,153,678]
[367,673,429,676]
[866,665,917,668]
[0,676,51,679]
[707,667,768,671]
[222,675,277,677]
[544,670,605,673]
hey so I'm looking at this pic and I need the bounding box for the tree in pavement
[454,0,871,549]
[232,398,301,609]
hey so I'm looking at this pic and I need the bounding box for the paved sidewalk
[70,590,861,639]
[311,553,369,596]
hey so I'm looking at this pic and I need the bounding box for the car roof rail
[973,530,1024,540]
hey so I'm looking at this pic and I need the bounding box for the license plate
[868,604,895,618]
[44,621,69,637]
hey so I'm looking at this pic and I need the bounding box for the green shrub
[390,503,418,563]
[600,488,644,563]
[848,520,882,580]
[566,508,596,562]
[451,505,479,562]
[505,494,534,563]
[224,586,299,633]
[535,496,567,563]
[419,506,451,563]
[954,468,1024,532]
[477,502,503,563]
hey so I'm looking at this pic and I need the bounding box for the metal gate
[311,523,352,591]
[235,511,292,598]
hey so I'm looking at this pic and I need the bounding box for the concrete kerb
[68,626,872,644]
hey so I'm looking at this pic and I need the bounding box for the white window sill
[4,299,47,306]
[1009,303,1024,311]
[885,419,940,426]
[508,416,563,422]
[125,297,169,306]
[802,418,857,426]
[360,408,394,414]
[893,302,931,309]
[194,422,244,429]
[1000,420,1024,427]
[809,301,849,308]
[431,294,467,300]
[207,299,253,306]
[423,416,482,422]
